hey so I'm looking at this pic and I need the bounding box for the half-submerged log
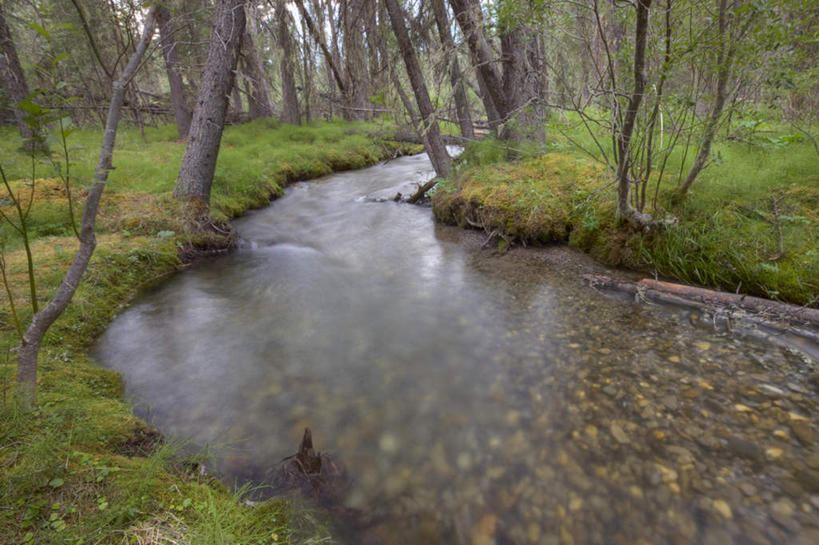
[584,274,819,344]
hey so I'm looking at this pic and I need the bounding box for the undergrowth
[433,130,818,305]
[0,120,417,544]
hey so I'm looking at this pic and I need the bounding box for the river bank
[91,148,818,545]
[0,120,419,544]
[431,139,818,307]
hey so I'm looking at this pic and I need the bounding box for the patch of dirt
[113,424,163,458]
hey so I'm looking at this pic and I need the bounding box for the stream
[94,152,818,544]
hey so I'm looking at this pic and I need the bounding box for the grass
[433,121,819,305]
[0,119,419,544]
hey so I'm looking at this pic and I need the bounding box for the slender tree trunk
[0,4,38,150]
[615,0,653,227]
[384,0,450,178]
[296,0,347,99]
[678,0,731,195]
[173,0,246,208]
[301,17,313,122]
[343,0,371,120]
[389,65,421,131]
[448,0,508,132]
[431,0,474,139]
[277,0,300,124]
[156,5,192,139]
[16,7,158,407]
[243,5,273,119]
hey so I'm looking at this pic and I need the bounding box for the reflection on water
[94,153,818,544]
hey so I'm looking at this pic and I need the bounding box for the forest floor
[0,119,420,545]
[432,126,819,307]
[1,116,816,544]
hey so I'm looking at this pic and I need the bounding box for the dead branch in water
[584,274,819,344]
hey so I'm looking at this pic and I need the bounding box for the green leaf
[157,230,175,239]
[48,477,64,488]
[28,23,51,41]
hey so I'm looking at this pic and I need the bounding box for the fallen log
[637,278,819,327]
[583,274,819,345]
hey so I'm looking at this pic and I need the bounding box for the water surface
[95,152,818,544]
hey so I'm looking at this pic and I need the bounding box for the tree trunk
[173,0,246,208]
[615,0,652,227]
[343,0,371,120]
[678,0,731,195]
[156,5,192,139]
[448,0,508,132]
[431,0,474,139]
[0,4,38,151]
[384,0,450,178]
[242,5,273,120]
[296,0,346,98]
[16,7,158,407]
[277,0,300,124]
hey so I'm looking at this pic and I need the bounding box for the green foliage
[435,131,818,305]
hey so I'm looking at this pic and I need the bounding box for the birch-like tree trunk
[16,7,158,407]
[173,0,246,208]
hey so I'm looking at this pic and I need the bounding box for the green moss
[0,121,415,544]
[434,137,818,305]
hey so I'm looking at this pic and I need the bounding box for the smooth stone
[790,421,815,446]
[610,422,629,444]
[712,499,733,519]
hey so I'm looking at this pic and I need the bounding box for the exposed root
[176,217,237,264]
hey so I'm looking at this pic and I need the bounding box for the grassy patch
[433,135,818,305]
[0,120,418,544]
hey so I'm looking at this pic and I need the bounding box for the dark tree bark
[173,0,246,208]
[242,5,274,120]
[277,0,300,124]
[16,7,158,407]
[0,3,37,150]
[156,5,192,139]
[431,0,474,139]
[615,0,653,227]
[384,0,450,178]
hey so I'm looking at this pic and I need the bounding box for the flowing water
[94,152,818,544]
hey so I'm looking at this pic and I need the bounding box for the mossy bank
[433,138,818,306]
[0,119,420,545]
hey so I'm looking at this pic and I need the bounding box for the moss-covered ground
[0,119,420,545]
[433,127,818,306]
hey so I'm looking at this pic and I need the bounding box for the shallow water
[94,152,818,544]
